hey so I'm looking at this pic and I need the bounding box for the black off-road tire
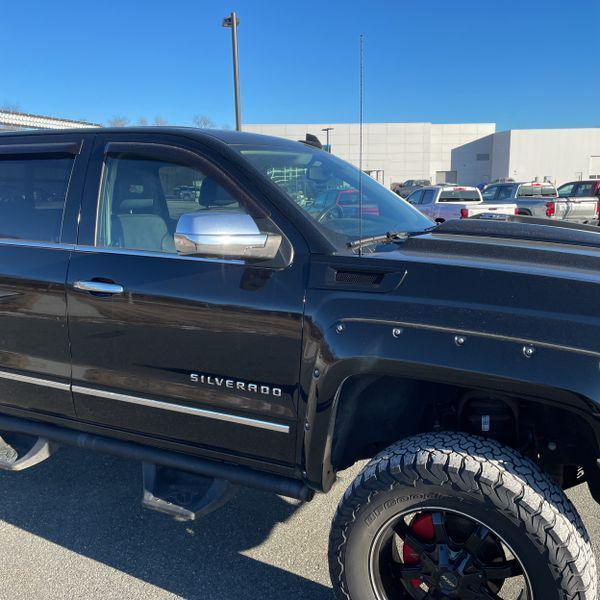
[329,432,597,599]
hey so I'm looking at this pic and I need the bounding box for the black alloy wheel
[370,508,530,599]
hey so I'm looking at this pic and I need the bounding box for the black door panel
[67,251,303,463]
[0,245,72,414]
[67,134,307,464]
[0,133,92,417]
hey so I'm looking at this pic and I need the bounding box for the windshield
[236,144,433,250]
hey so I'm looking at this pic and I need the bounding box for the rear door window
[0,155,74,242]
[572,182,595,197]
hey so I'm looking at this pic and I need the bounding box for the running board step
[142,463,239,521]
[0,413,313,501]
[0,434,56,471]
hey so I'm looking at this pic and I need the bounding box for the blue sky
[1,0,598,130]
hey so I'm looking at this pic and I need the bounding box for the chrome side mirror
[174,211,282,261]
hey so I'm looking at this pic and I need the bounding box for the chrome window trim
[72,386,290,433]
[0,239,75,251]
[0,239,248,265]
[0,370,70,391]
[73,244,246,265]
[0,369,289,433]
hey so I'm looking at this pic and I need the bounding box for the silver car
[407,185,517,222]
[483,181,599,225]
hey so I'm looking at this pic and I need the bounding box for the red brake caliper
[402,513,435,588]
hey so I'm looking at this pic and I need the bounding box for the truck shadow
[0,446,333,599]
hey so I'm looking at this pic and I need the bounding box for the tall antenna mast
[358,34,364,257]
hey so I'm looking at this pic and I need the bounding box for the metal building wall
[243,122,495,188]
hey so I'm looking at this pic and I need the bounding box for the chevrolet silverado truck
[407,184,518,222]
[0,127,598,600]
[484,181,599,225]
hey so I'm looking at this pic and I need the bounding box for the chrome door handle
[73,280,124,295]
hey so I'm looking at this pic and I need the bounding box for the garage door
[435,170,457,184]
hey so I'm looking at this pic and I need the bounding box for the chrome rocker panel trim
[0,370,289,434]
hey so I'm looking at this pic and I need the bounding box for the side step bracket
[142,463,239,520]
[0,434,56,471]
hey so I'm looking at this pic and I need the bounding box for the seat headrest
[117,197,154,213]
[199,178,238,208]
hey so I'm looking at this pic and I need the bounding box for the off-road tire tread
[328,432,597,600]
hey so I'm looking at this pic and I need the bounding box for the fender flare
[301,353,600,492]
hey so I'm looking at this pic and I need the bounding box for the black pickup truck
[0,127,598,600]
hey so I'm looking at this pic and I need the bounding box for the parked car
[173,185,200,200]
[557,180,600,224]
[0,127,598,599]
[483,181,599,225]
[306,188,379,221]
[392,178,431,198]
[407,184,517,222]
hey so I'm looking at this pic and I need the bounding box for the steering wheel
[317,204,345,223]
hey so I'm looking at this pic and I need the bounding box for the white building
[0,110,100,131]
[244,122,496,188]
[452,128,600,186]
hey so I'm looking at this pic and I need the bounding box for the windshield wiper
[347,227,435,251]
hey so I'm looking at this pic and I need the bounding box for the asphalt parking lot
[0,447,597,599]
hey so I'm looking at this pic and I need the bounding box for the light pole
[222,11,242,131]
[322,127,333,152]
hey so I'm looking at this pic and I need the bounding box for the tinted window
[482,186,498,202]
[496,185,517,201]
[0,155,74,242]
[439,189,481,202]
[557,183,575,197]
[96,153,249,253]
[407,190,423,204]
[420,189,436,204]
[573,182,595,197]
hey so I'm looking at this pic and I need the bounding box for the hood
[367,217,600,276]
[433,216,600,248]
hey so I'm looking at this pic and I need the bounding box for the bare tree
[153,116,168,126]
[137,117,148,126]
[193,115,216,129]
[1,102,21,112]
[108,116,130,127]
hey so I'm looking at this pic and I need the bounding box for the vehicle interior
[0,156,72,242]
[96,155,242,253]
